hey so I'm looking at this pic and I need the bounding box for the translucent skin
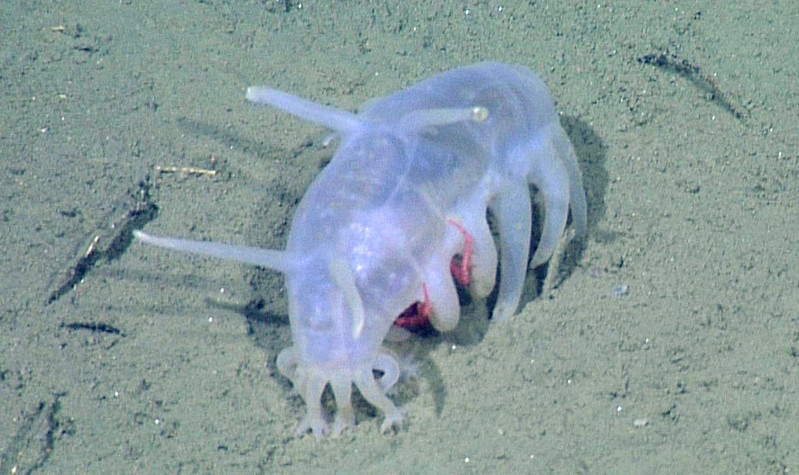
[134,62,587,440]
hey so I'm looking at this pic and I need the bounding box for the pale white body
[135,62,587,439]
